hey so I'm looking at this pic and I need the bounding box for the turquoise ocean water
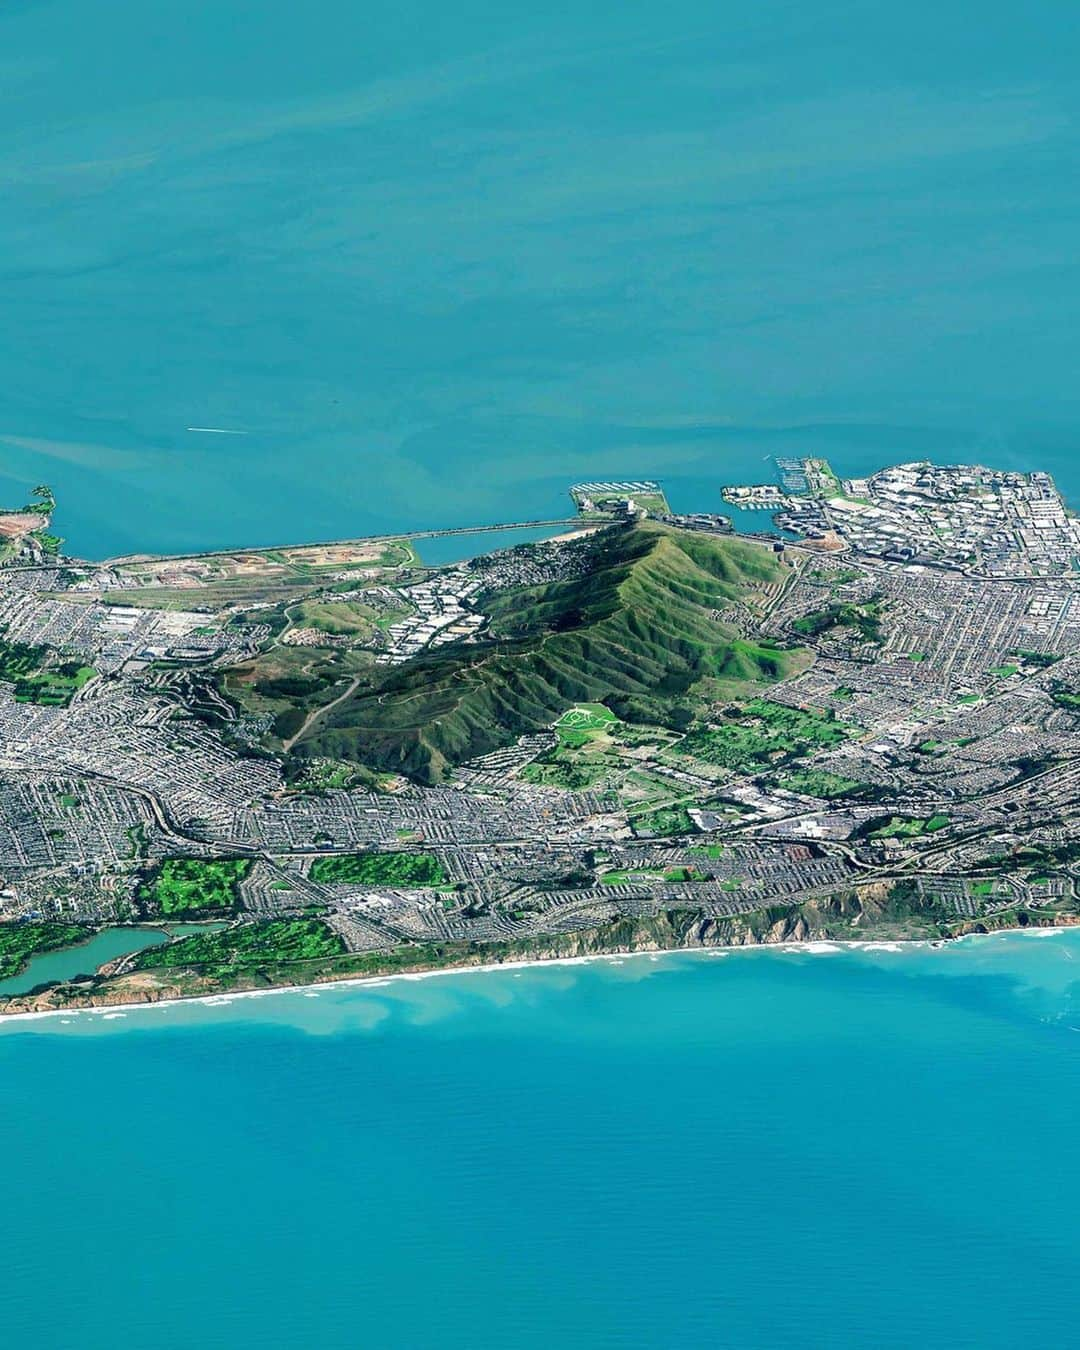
[3,1,1080,557]
[2,932,1078,1348]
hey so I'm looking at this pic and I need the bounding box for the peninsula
[2,462,1078,1015]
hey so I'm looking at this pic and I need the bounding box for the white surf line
[186,426,249,435]
[3,926,1077,1030]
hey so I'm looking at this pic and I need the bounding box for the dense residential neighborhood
[2,460,1079,1011]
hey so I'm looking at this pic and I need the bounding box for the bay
[415,524,571,567]
[2,1,1080,558]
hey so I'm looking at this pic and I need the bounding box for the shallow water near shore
[2,931,1077,1348]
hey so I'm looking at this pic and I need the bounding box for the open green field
[572,486,672,517]
[139,858,251,915]
[0,922,91,979]
[223,643,374,745]
[285,758,373,794]
[807,567,861,586]
[283,596,415,642]
[525,715,683,794]
[132,919,344,971]
[621,492,669,516]
[521,757,611,789]
[287,599,381,638]
[309,852,447,886]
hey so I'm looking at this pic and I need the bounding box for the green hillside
[294,524,800,783]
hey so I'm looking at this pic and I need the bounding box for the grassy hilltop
[294,524,800,784]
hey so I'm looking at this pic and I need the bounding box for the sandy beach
[2,923,1073,1030]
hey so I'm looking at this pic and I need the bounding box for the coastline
[2,918,1074,1029]
[3,466,1078,1028]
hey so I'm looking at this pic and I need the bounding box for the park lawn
[13,663,95,707]
[0,634,48,682]
[790,599,883,643]
[600,868,665,885]
[309,852,447,886]
[0,634,95,708]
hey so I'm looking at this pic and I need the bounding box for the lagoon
[0,924,228,997]
[0,926,168,998]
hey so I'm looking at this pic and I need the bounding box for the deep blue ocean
[3,0,1080,557]
[2,933,1078,1349]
